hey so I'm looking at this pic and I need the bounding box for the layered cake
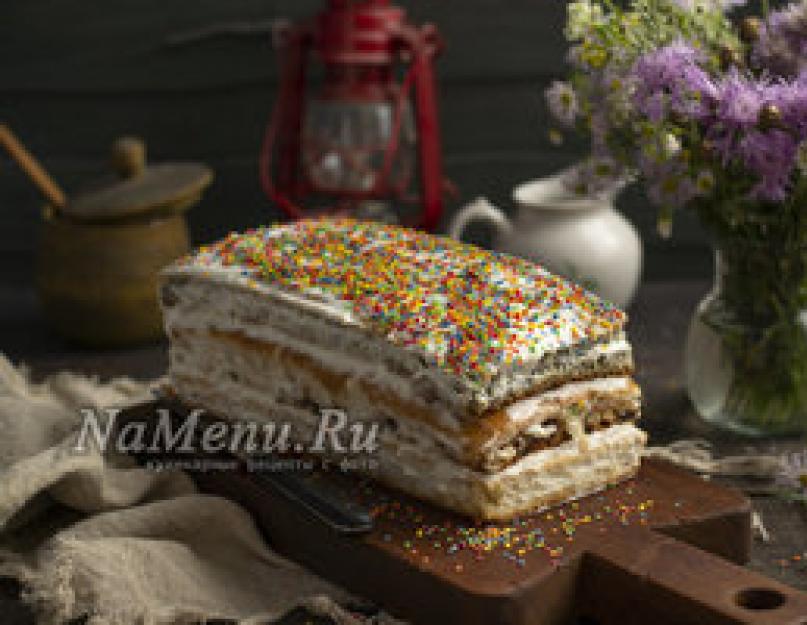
[160,218,646,520]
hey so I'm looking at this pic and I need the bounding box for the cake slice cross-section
[160,218,646,520]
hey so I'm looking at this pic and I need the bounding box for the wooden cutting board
[121,402,807,625]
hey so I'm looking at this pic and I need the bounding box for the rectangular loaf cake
[160,218,646,520]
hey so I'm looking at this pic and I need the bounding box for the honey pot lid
[66,137,213,222]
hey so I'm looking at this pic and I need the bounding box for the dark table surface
[1,280,806,624]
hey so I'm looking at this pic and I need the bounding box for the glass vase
[685,239,807,436]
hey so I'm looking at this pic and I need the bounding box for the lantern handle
[259,26,311,219]
[368,65,416,201]
[394,23,445,232]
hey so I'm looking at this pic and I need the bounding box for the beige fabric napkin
[0,355,392,625]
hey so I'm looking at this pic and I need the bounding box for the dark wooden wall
[0,0,712,289]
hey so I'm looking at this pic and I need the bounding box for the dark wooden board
[118,402,807,625]
[194,460,807,625]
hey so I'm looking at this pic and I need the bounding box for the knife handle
[246,466,374,536]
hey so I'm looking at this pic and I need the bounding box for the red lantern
[260,0,447,231]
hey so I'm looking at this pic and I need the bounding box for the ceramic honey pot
[0,126,213,346]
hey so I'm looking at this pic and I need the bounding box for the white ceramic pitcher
[448,171,642,307]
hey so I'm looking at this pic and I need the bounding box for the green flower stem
[701,231,807,434]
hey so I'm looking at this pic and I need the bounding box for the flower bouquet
[548,0,807,435]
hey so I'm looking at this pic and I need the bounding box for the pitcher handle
[447,197,513,243]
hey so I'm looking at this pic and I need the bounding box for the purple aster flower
[738,128,798,201]
[715,69,765,127]
[639,152,698,209]
[561,156,630,199]
[700,71,805,200]
[705,71,767,165]
[633,41,700,87]
[545,80,580,128]
[631,41,717,122]
[641,92,669,123]
[753,2,807,78]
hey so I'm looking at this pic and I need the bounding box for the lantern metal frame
[259,0,446,231]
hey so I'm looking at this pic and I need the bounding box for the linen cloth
[0,354,391,625]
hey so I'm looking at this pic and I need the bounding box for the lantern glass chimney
[301,67,416,196]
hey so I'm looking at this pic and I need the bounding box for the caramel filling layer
[172,328,637,468]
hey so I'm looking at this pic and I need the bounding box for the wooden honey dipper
[0,123,68,210]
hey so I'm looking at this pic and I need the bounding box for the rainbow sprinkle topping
[350,477,656,572]
[176,219,625,384]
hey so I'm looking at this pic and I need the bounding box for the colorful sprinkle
[353,478,656,571]
[176,219,625,385]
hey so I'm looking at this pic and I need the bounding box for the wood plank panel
[0,0,567,91]
[0,79,578,159]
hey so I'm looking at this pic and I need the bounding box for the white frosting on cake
[505,374,632,423]
[161,273,634,419]
[161,219,631,415]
